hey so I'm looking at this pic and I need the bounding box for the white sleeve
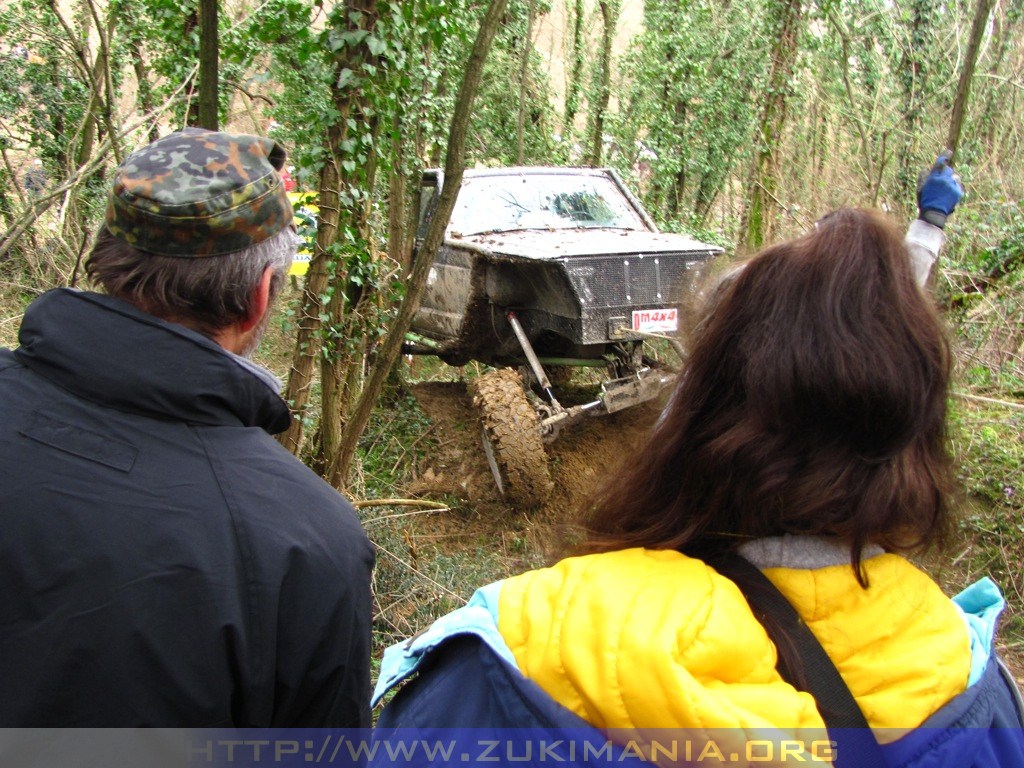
[905,219,946,287]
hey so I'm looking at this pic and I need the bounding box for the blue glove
[917,151,963,228]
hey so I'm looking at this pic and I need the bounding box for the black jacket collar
[15,289,291,433]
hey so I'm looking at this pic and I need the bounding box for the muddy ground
[366,379,665,647]
[406,380,662,522]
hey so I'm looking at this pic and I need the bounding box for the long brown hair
[580,209,954,583]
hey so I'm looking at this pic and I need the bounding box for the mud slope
[409,380,662,520]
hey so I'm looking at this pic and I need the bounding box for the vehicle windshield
[449,174,648,236]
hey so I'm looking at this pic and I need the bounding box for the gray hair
[85,226,298,338]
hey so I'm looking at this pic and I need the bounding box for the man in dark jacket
[0,128,375,727]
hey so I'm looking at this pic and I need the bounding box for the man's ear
[239,266,275,333]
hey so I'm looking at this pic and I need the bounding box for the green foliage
[469,46,557,165]
[0,2,90,174]
[951,403,1024,513]
[947,400,1024,647]
[614,0,767,226]
[464,2,557,166]
[940,200,1024,401]
[355,392,547,654]
[358,391,435,494]
[975,203,1024,277]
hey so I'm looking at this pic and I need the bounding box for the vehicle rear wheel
[470,368,553,509]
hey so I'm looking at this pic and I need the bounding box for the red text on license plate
[632,308,678,333]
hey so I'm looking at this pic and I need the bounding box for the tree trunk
[587,0,617,167]
[563,0,585,139]
[183,9,200,127]
[738,0,803,253]
[516,0,537,164]
[198,0,219,130]
[947,0,997,158]
[896,0,935,198]
[276,151,341,454]
[279,1,379,457]
[326,0,510,488]
[387,125,410,274]
[978,4,1014,153]
[320,120,380,470]
[123,3,160,144]
[313,1,381,473]
[50,0,118,257]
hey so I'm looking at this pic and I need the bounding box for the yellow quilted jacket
[496,548,970,737]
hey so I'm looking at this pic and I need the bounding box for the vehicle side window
[417,183,439,239]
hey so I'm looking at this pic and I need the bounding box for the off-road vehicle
[405,167,722,507]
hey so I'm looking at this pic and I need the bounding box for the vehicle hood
[450,228,721,260]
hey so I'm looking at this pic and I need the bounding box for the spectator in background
[22,159,45,196]
[907,151,963,286]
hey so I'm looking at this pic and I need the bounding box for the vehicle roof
[423,166,616,178]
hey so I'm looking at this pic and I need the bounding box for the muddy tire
[470,368,553,508]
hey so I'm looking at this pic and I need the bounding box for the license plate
[632,308,678,333]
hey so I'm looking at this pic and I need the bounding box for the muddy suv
[406,167,722,507]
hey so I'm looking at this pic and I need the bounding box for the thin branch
[226,80,277,107]
[48,0,101,164]
[353,498,449,509]
[362,506,452,526]
[0,145,30,210]
[85,0,123,163]
[976,72,1024,91]
[0,74,195,262]
[389,423,436,475]
[824,9,874,190]
[753,179,811,229]
[956,392,1024,412]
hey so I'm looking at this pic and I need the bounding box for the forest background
[1,0,1023,671]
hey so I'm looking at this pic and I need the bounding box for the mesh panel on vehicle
[568,253,695,309]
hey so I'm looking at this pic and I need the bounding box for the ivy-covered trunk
[277,138,342,455]
[562,0,585,141]
[326,0,510,488]
[587,0,618,167]
[738,0,803,253]
[515,0,536,165]
[320,121,380,474]
[277,0,379,460]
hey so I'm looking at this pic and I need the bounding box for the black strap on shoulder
[709,552,889,768]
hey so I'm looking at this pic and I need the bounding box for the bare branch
[0,74,196,263]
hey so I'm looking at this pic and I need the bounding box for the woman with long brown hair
[371,202,1022,766]
[585,208,953,572]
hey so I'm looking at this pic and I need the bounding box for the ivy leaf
[327,28,346,52]
[342,29,369,47]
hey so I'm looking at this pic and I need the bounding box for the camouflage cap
[105,127,293,257]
